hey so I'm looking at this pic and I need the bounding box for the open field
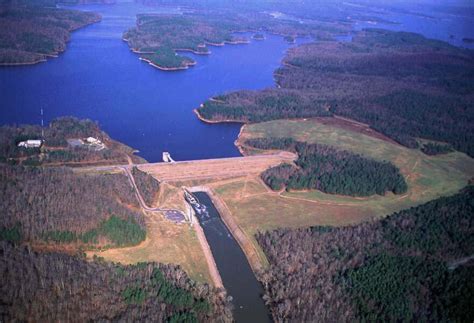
[201,118,474,268]
[89,119,473,277]
[87,180,213,284]
[238,118,474,215]
[89,210,212,284]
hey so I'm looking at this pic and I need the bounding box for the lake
[0,2,300,162]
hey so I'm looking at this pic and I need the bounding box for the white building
[17,140,43,148]
[86,137,101,144]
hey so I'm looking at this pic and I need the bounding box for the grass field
[88,182,212,284]
[89,118,473,277]
[208,118,474,268]
[239,118,474,215]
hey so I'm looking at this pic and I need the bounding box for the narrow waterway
[192,192,271,323]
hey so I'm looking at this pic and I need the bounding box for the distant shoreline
[0,16,101,67]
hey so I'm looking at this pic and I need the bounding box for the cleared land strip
[137,152,296,182]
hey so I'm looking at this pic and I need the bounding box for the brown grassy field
[87,182,212,284]
[205,118,474,268]
[89,118,474,277]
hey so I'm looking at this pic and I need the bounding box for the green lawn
[240,119,474,217]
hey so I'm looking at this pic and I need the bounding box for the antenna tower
[41,108,44,139]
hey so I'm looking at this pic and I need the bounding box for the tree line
[132,166,160,207]
[197,29,474,157]
[0,4,100,64]
[246,137,407,196]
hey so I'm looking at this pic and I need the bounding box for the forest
[198,89,331,123]
[197,28,474,157]
[256,186,474,322]
[0,2,100,64]
[246,137,407,196]
[0,164,146,245]
[0,242,232,322]
[132,166,160,206]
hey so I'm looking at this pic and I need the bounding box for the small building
[17,140,42,148]
[86,137,101,144]
[162,152,176,163]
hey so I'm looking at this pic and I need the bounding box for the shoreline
[139,57,192,71]
[0,58,47,66]
[193,108,245,124]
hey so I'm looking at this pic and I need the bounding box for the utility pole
[40,108,44,140]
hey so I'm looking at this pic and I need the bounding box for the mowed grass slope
[241,118,474,215]
[211,119,473,267]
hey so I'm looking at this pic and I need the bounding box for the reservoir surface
[0,2,298,162]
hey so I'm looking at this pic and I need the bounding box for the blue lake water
[1,3,473,162]
[0,3,300,162]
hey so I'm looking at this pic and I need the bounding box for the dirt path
[448,254,474,270]
[277,191,361,207]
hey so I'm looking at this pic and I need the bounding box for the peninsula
[0,3,101,65]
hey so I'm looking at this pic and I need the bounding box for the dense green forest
[0,3,100,64]
[420,142,454,155]
[0,117,141,165]
[0,242,232,321]
[0,165,145,244]
[132,166,160,206]
[197,29,474,157]
[256,186,474,322]
[246,137,407,196]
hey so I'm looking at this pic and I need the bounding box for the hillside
[0,117,145,166]
[257,186,474,322]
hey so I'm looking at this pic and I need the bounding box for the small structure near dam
[162,152,175,163]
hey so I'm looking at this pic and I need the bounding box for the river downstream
[192,192,271,323]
